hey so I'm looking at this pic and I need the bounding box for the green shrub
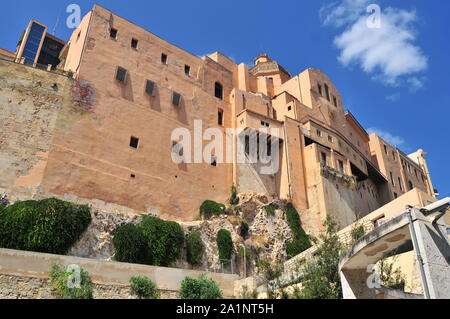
[49,263,93,299]
[140,216,184,266]
[179,275,223,299]
[113,224,148,264]
[263,204,276,217]
[240,221,249,239]
[238,246,253,267]
[239,285,258,299]
[285,204,311,258]
[0,198,91,254]
[217,229,233,261]
[130,276,160,299]
[199,200,225,219]
[186,231,204,266]
[350,223,366,244]
[228,185,239,206]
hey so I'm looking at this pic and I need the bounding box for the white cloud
[321,1,428,87]
[367,127,405,147]
[320,0,369,28]
[386,93,400,102]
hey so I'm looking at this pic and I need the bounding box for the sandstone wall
[0,248,238,298]
[0,274,177,299]
[0,59,72,192]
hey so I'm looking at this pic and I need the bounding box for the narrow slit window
[110,28,117,39]
[172,92,181,107]
[145,80,155,96]
[161,53,168,64]
[131,38,138,49]
[325,84,330,101]
[215,82,223,100]
[218,109,224,126]
[321,152,327,166]
[130,137,139,149]
[338,160,344,174]
[211,156,217,167]
[318,84,323,96]
[116,66,127,83]
[324,84,330,101]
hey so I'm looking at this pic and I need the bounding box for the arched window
[215,82,223,100]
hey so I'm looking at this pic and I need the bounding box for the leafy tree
[378,253,406,291]
[216,229,233,261]
[130,276,160,299]
[49,263,93,299]
[186,231,204,266]
[294,217,344,299]
[179,275,223,299]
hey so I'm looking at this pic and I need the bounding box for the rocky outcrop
[181,193,294,276]
[68,209,143,260]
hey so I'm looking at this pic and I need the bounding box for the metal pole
[407,208,431,299]
[243,246,246,278]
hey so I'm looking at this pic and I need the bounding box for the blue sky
[1,0,449,197]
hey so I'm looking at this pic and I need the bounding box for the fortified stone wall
[0,59,72,194]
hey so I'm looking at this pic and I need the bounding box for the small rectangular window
[172,92,181,107]
[333,96,337,107]
[211,155,217,167]
[328,135,333,143]
[390,172,395,185]
[324,84,330,101]
[110,28,117,39]
[321,152,327,166]
[288,105,292,111]
[145,80,155,96]
[116,66,127,83]
[184,65,190,75]
[130,136,139,149]
[131,38,138,49]
[384,145,388,155]
[338,160,344,174]
[318,84,323,96]
[392,151,396,161]
[398,177,404,191]
[218,109,224,126]
[316,130,322,137]
[161,53,168,64]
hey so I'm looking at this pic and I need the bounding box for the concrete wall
[0,248,238,298]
